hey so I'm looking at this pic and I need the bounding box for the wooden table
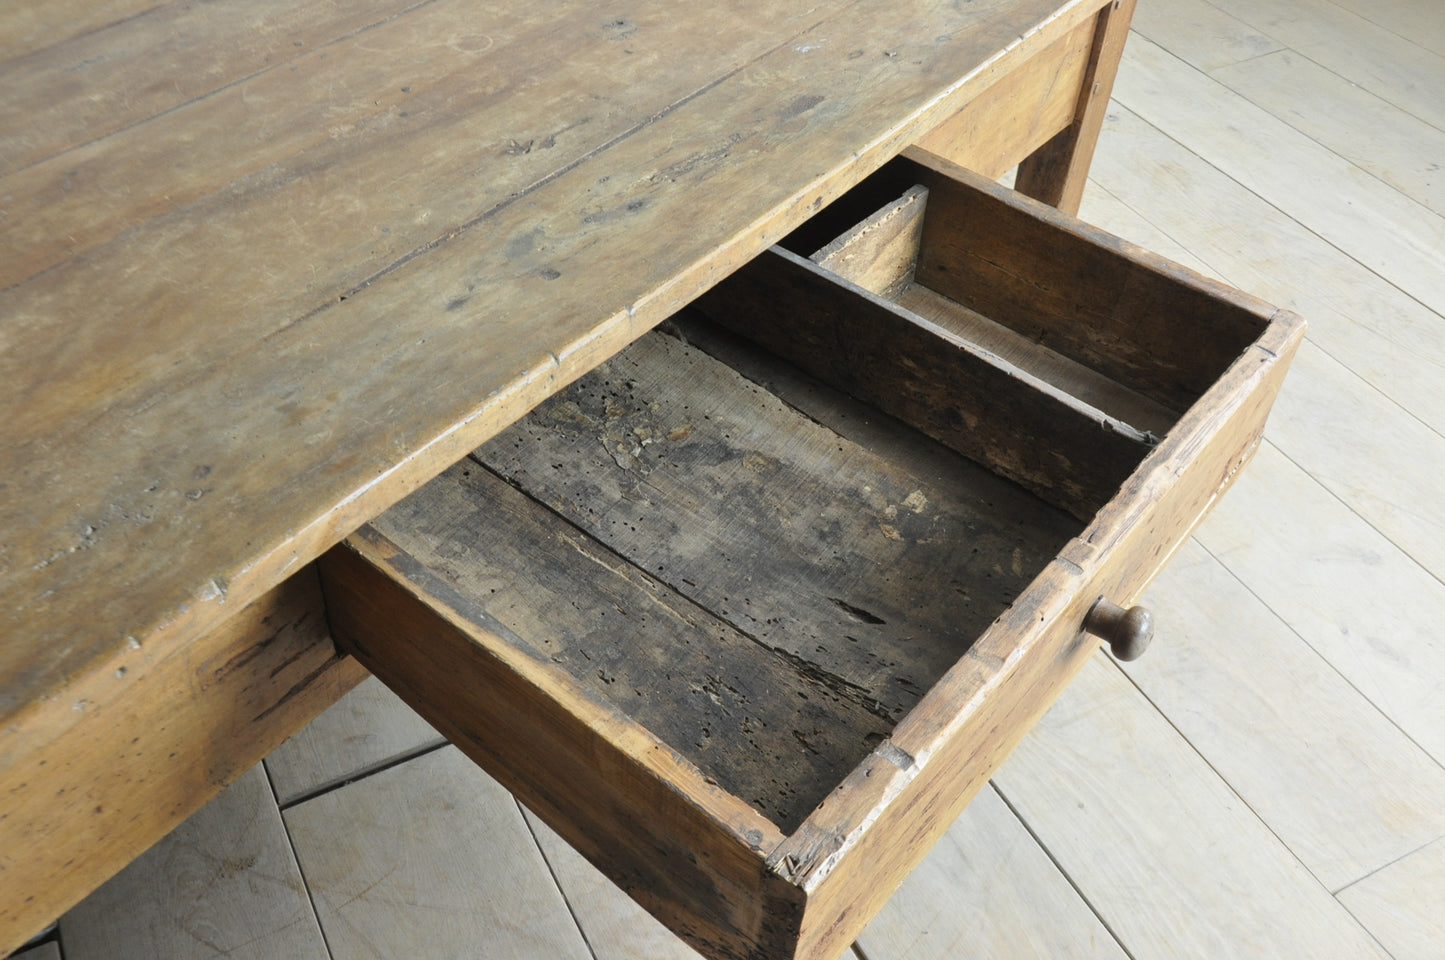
[0,0,1136,951]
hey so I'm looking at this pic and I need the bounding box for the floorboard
[1115,34,1445,321]
[993,656,1392,959]
[1193,443,1445,768]
[282,746,592,960]
[1125,538,1445,891]
[1324,0,1445,59]
[1338,836,1445,960]
[58,765,328,960]
[264,674,446,806]
[1086,104,1445,437]
[1190,0,1445,132]
[1211,49,1445,217]
[855,786,1128,960]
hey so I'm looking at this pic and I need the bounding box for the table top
[0,0,1093,738]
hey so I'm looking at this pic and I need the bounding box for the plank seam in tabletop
[274,3,859,335]
[0,0,859,720]
[0,0,1100,743]
[0,0,442,178]
[0,0,166,64]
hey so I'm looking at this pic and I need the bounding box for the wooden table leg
[1015,0,1138,215]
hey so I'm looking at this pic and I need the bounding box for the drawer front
[321,151,1302,960]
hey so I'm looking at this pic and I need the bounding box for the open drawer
[318,149,1303,960]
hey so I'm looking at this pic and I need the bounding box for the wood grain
[1194,443,1445,767]
[1133,0,1445,217]
[263,674,444,806]
[0,0,164,64]
[0,0,1107,820]
[1085,104,1445,439]
[757,294,1300,960]
[59,764,328,960]
[903,149,1268,413]
[0,568,364,954]
[693,245,1150,519]
[913,14,1093,181]
[1212,49,1445,217]
[0,0,425,176]
[370,456,901,833]
[319,530,802,960]
[1113,34,1445,319]
[811,185,929,299]
[1128,0,1283,71]
[474,329,1074,721]
[1014,0,1137,214]
[1198,0,1445,133]
[283,746,594,960]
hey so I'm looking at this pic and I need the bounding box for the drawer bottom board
[364,321,1080,833]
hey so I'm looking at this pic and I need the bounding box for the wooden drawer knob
[1084,598,1153,661]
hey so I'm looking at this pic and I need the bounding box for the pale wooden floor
[21,0,1445,956]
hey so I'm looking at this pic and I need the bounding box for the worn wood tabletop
[0,0,1102,744]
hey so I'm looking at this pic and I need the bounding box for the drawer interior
[768,152,1269,511]
[354,151,1278,838]
[322,148,1299,960]
[368,321,1082,832]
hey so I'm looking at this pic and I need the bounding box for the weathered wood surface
[370,456,900,832]
[914,15,1094,182]
[995,655,1393,959]
[1126,537,1445,891]
[320,527,801,960]
[0,0,1111,862]
[1337,836,1445,960]
[766,299,1301,960]
[474,331,1072,727]
[1014,0,1137,214]
[693,246,1150,519]
[894,284,1176,435]
[0,569,365,950]
[524,809,709,960]
[323,227,1301,960]
[856,785,1128,960]
[0,0,1119,945]
[811,186,929,300]
[59,765,330,960]
[796,179,1175,435]
[903,149,1270,411]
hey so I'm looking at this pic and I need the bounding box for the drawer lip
[323,155,1305,960]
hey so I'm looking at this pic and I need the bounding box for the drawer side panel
[319,531,803,960]
[776,309,1304,960]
